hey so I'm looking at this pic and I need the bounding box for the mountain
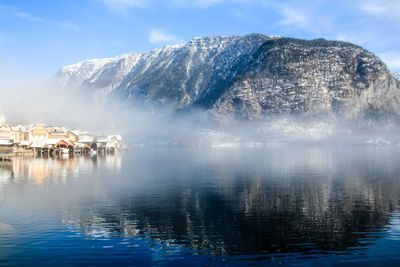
[58,34,400,121]
[59,35,269,104]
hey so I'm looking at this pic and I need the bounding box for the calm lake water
[1,146,400,266]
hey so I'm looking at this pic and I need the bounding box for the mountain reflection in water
[1,147,400,266]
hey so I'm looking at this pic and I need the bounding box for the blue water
[1,146,400,266]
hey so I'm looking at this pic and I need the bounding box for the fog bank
[1,66,400,147]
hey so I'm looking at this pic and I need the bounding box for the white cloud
[57,21,81,32]
[359,0,400,21]
[250,1,331,33]
[100,0,149,11]
[13,11,43,22]
[149,29,182,44]
[0,5,44,22]
[0,5,81,32]
[172,0,270,9]
[171,0,317,31]
[275,6,310,30]
[171,0,225,8]
[189,0,225,8]
[99,0,227,12]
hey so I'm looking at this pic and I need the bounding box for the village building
[11,125,30,145]
[73,143,91,155]
[96,138,108,153]
[76,133,94,144]
[47,127,79,143]
[0,115,14,158]
[47,128,66,139]
[76,133,97,151]
[0,115,122,157]
[31,138,73,156]
[29,124,49,142]
[18,140,32,150]
[106,135,122,153]
[0,115,12,140]
[66,131,79,143]
[0,115,13,147]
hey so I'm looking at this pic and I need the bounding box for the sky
[0,0,400,75]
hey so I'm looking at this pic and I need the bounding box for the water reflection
[387,212,400,241]
[0,154,121,186]
[1,147,400,264]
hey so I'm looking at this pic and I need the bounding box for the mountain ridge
[58,34,400,122]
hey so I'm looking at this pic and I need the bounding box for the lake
[1,146,400,266]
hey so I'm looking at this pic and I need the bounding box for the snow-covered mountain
[58,34,400,122]
[59,35,269,104]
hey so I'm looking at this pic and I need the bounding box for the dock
[0,154,12,162]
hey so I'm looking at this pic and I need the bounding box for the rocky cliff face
[58,34,400,122]
[212,38,400,121]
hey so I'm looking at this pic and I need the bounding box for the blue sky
[0,0,399,74]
